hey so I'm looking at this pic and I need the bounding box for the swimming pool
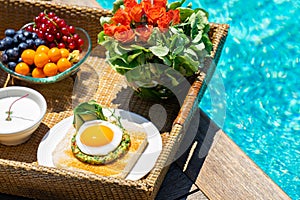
[97,0,300,199]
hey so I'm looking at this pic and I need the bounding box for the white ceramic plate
[37,109,162,181]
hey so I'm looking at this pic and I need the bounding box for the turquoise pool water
[97,0,300,199]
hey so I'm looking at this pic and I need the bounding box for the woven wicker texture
[0,0,229,199]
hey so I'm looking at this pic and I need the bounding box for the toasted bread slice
[52,127,148,179]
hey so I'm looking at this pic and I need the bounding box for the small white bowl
[0,86,47,145]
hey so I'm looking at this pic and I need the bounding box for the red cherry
[67,36,73,43]
[73,33,79,41]
[48,12,56,18]
[46,34,55,42]
[68,26,76,34]
[77,38,84,46]
[41,16,47,23]
[55,32,62,40]
[62,35,68,42]
[37,30,44,38]
[34,16,40,24]
[48,42,56,48]
[68,42,76,50]
[58,43,66,49]
[58,20,66,28]
[25,25,34,32]
[39,12,45,18]
[40,24,47,32]
[53,16,59,23]
[61,27,69,35]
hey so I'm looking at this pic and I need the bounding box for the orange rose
[112,9,131,26]
[103,23,117,36]
[157,14,171,32]
[153,0,167,7]
[114,25,135,43]
[124,0,137,9]
[141,0,152,11]
[130,4,144,22]
[146,6,166,25]
[135,25,153,42]
[167,9,180,25]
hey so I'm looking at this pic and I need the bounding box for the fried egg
[75,120,123,156]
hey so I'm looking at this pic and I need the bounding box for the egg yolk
[80,125,114,147]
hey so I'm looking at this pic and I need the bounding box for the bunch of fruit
[0,11,84,78]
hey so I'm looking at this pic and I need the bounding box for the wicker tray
[0,0,229,199]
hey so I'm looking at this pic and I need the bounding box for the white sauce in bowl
[0,96,41,134]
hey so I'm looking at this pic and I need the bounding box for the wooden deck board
[198,129,291,200]
[156,164,206,200]
[176,111,291,200]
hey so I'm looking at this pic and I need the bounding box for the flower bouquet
[98,0,212,100]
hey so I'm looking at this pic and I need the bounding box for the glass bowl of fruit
[0,11,92,84]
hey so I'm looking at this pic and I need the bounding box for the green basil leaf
[108,54,128,65]
[168,0,184,10]
[159,55,172,66]
[178,7,194,22]
[184,48,198,60]
[173,46,184,55]
[192,31,203,43]
[202,34,213,52]
[97,31,106,44]
[149,46,169,57]
[127,51,143,63]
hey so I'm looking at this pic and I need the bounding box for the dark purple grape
[15,30,23,35]
[12,36,19,46]
[17,57,23,63]
[34,38,46,46]
[2,37,13,48]
[5,29,16,37]
[13,47,19,54]
[18,42,29,53]
[0,40,5,51]
[14,34,26,43]
[26,39,35,49]
[7,62,17,71]
[6,48,19,62]
[31,32,39,40]
[23,31,32,39]
[1,53,9,64]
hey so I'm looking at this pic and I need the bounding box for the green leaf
[149,46,169,57]
[184,48,198,60]
[97,31,106,44]
[192,31,203,43]
[181,54,199,72]
[194,8,210,19]
[127,51,143,63]
[168,0,186,10]
[130,45,149,51]
[178,7,194,22]
[100,16,112,26]
[73,100,107,131]
[173,46,184,55]
[202,34,213,52]
[112,0,124,14]
[190,13,200,39]
[159,55,172,66]
[108,54,128,65]
[190,43,205,54]
[114,43,130,56]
